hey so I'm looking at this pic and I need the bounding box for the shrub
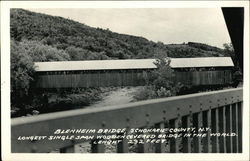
[132,86,157,101]
[156,87,172,97]
[133,57,178,101]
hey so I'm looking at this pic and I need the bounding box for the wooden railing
[11,88,243,153]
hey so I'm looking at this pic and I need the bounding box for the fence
[11,88,243,153]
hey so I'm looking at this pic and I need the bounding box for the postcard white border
[1,1,249,161]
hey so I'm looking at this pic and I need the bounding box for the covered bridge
[34,57,234,88]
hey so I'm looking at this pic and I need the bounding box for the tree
[11,40,35,111]
[11,39,72,113]
[151,57,175,92]
[86,51,110,60]
[11,40,35,93]
[223,43,237,66]
[223,43,242,87]
[134,55,177,100]
[19,40,70,62]
[66,46,88,60]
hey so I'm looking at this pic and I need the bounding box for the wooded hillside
[10,9,229,62]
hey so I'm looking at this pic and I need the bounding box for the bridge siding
[35,70,232,88]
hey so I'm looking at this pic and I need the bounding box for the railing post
[60,145,75,153]
[117,137,129,153]
[182,115,191,153]
[232,103,238,153]
[225,105,233,153]
[211,108,219,153]
[237,102,242,153]
[218,106,226,152]
[202,109,212,153]
[91,140,105,153]
[137,131,151,153]
[117,128,129,153]
[169,118,180,153]
[193,111,202,153]
[137,113,153,153]
[155,122,166,153]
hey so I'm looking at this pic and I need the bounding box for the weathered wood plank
[182,115,191,153]
[218,106,226,153]
[60,145,75,153]
[237,102,242,152]
[91,140,105,153]
[202,110,212,153]
[232,103,238,153]
[169,118,179,153]
[155,122,166,153]
[117,134,129,153]
[225,105,233,153]
[193,112,202,153]
[211,108,219,153]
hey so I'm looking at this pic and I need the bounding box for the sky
[27,8,231,48]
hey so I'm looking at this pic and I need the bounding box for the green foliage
[10,39,71,114]
[48,88,103,108]
[11,39,70,94]
[86,51,110,60]
[11,40,36,114]
[222,43,242,86]
[156,87,172,97]
[188,42,223,53]
[149,57,175,91]
[19,40,70,62]
[223,43,237,66]
[132,86,157,101]
[134,57,179,101]
[11,40,35,93]
[152,61,174,90]
[11,88,106,117]
[65,46,88,60]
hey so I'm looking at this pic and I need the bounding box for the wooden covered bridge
[34,57,234,88]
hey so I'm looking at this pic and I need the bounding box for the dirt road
[88,87,140,108]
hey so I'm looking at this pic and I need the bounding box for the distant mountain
[10,9,228,61]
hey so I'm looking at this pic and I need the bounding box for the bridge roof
[34,57,234,72]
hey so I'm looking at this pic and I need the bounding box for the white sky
[27,8,231,48]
